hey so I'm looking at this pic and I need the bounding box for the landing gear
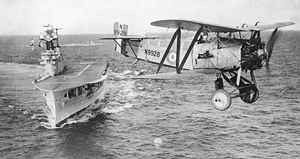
[211,89,231,111]
[239,84,259,103]
[210,70,259,111]
[211,73,232,110]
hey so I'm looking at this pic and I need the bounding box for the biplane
[100,19,294,110]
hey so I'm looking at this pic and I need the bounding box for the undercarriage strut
[211,70,259,110]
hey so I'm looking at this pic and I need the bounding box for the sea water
[0,33,300,158]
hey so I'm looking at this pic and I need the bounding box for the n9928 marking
[145,49,160,57]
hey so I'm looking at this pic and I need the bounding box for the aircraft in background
[100,20,294,110]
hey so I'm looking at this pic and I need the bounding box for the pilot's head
[203,32,208,40]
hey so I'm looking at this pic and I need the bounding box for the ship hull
[33,62,109,127]
[41,80,106,127]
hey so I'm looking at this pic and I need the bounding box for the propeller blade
[265,28,279,62]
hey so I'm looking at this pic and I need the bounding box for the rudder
[113,22,128,36]
[113,22,129,54]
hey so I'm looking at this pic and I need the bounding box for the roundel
[166,52,176,65]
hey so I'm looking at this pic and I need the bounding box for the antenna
[55,28,62,46]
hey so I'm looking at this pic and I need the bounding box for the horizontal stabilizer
[129,70,215,80]
[99,35,158,40]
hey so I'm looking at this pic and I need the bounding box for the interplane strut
[156,26,204,74]
[156,27,181,74]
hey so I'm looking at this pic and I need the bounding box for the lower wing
[128,69,216,80]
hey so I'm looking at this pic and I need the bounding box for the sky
[0,0,299,35]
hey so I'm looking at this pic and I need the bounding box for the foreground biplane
[100,19,294,110]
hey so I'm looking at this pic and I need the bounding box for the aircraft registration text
[145,49,160,57]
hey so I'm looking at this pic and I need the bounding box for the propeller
[265,28,281,64]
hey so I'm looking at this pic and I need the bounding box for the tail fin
[113,22,129,54]
[113,22,128,36]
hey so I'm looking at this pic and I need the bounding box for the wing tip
[276,21,295,27]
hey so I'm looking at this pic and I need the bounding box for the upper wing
[99,34,158,40]
[245,22,295,31]
[151,19,247,32]
[151,19,295,32]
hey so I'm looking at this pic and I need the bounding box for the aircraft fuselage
[124,37,243,70]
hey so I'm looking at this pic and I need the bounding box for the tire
[211,89,232,111]
[239,85,259,103]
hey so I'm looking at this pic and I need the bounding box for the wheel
[239,84,259,103]
[211,89,232,111]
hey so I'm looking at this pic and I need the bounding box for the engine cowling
[240,40,265,71]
